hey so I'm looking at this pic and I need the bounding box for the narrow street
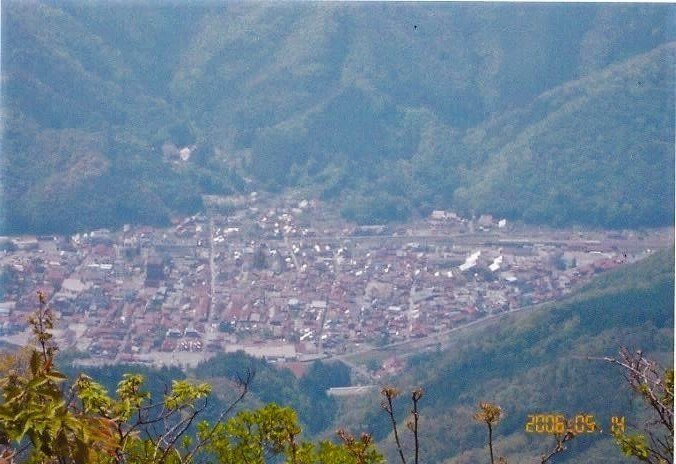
[208,215,216,322]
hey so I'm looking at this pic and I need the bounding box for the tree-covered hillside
[339,248,674,463]
[452,44,675,228]
[2,2,674,232]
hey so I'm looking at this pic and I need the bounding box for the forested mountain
[337,248,674,463]
[2,2,674,232]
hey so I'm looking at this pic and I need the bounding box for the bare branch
[595,348,674,464]
[182,368,254,463]
[410,388,423,464]
[381,386,407,464]
[157,399,208,464]
[540,431,575,464]
[601,349,673,431]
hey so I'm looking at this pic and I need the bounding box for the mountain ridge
[2,2,673,232]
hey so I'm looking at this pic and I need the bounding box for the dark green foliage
[194,352,351,436]
[454,44,675,228]
[341,191,411,225]
[300,360,351,393]
[298,361,352,434]
[2,2,674,233]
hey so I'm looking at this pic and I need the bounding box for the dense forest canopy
[1,2,674,233]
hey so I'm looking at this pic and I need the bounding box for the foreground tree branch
[540,430,576,464]
[381,386,407,464]
[473,402,503,464]
[598,348,674,464]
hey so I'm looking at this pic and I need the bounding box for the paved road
[212,231,672,256]
[209,216,216,322]
[332,301,549,382]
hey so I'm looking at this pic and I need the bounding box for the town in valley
[0,193,672,373]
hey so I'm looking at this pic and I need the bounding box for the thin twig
[381,387,406,464]
[411,388,423,464]
[183,369,253,463]
[540,431,575,464]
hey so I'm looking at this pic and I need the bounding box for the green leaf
[46,371,68,382]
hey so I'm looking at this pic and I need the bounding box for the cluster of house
[0,193,670,367]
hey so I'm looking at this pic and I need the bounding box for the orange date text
[524,414,625,434]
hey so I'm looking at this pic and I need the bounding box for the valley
[0,192,671,374]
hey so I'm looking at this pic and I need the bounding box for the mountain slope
[341,248,674,463]
[453,43,675,228]
[1,2,673,232]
